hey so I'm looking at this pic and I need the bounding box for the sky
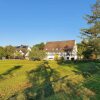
[0,0,96,46]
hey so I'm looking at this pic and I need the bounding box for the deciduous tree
[29,47,46,60]
[0,46,5,59]
[4,45,16,59]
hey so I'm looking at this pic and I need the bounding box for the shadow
[72,70,82,75]
[7,94,18,100]
[0,65,22,80]
[23,62,83,100]
[74,62,100,78]
[7,61,100,100]
[57,59,100,78]
[83,74,100,99]
[24,62,60,100]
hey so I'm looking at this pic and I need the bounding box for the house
[14,45,31,59]
[44,40,77,60]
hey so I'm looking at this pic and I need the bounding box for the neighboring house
[14,45,31,59]
[44,40,77,60]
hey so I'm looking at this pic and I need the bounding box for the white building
[44,40,77,60]
[15,45,31,59]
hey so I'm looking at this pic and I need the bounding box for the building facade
[15,45,31,59]
[44,40,77,60]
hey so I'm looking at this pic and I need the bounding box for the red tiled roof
[44,40,75,52]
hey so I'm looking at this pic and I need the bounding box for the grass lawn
[0,60,100,100]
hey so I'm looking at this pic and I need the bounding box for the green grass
[0,60,100,100]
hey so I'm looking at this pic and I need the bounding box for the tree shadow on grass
[23,61,84,100]
[83,74,100,100]
[73,62,100,78]
[8,61,99,100]
[72,62,100,99]
[58,60,100,78]
[0,65,22,80]
[24,61,60,100]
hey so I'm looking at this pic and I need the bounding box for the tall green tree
[0,46,5,59]
[29,47,46,60]
[77,43,86,59]
[4,45,16,59]
[34,42,45,50]
[81,0,100,59]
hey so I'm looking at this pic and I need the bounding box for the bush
[57,57,65,64]
[31,57,40,61]
[54,54,59,61]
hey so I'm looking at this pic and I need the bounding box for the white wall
[46,44,78,60]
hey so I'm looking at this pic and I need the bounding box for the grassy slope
[0,60,99,100]
[0,60,42,99]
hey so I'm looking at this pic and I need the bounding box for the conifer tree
[81,0,100,59]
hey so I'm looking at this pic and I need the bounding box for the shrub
[57,57,65,64]
[54,54,59,61]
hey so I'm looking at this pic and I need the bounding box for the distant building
[15,45,31,59]
[44,40,77,60]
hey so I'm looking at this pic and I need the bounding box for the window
[67,57,69,60]
[71,58,74,61]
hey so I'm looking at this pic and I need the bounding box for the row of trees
[78,0,100,60]
[0,43,46,60]
[0,46,15,59]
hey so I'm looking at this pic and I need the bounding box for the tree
[14,51,24,59]
[4,45,16,59]
[34,42,45,50]
[77,43,86,60]
[29,47,46,60]
[54,54,59,61]
[81,0,100,59]
[0,46,5,59]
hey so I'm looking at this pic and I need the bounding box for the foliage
[57,56,65,64]
[80,0,100,59]
[77,43,86,59]
[29,47,46,60]
[0,46,5,59]
[4,45,16,59]
[14,51,24,59]
[54,54,59,61]
[34,42,45,50]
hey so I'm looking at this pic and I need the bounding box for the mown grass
[0,60,100,100]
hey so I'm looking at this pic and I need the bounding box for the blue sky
[0,0,95,46]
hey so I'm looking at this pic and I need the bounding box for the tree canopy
[4,45,16,59]
[29,46,46,60]
[80,0,100,59]
[0,47,5,59]
[34,42,45,50]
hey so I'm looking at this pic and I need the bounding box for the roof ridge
[47,40,75,43]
